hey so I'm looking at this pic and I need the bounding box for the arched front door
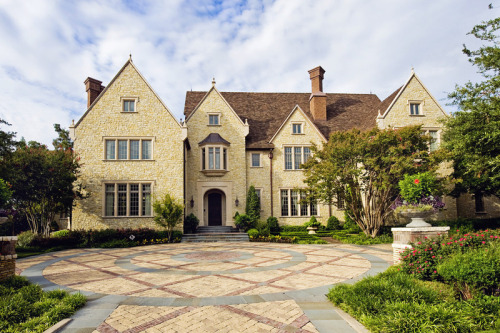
[208,192,222,226]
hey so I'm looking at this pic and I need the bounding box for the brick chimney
[84,77,105,108]
[308,66,327,120]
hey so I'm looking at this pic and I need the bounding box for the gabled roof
[76,58,181,128]
[269,105,327,143]
[184,91,380,149]
[377,86,402,116]
[378,70,448,119]
[184,84,248,128]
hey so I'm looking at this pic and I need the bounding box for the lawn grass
[0,275,86,332]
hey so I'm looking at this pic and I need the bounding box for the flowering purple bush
[391,195,445,211]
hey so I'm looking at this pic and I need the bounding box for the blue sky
[0,0,497,145]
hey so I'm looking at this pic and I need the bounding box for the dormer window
[208,114,220,125]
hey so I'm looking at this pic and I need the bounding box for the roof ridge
[188,91,378,96]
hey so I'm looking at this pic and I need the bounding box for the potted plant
[304,216,321,234]
[392,172,445,227]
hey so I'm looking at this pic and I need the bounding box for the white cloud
[0,0,497,145]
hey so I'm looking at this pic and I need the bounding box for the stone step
[196,226,238,234]
[181,233,249,243]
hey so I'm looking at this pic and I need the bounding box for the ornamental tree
[153,193,184,241]
[302,125,443,238]
[2,142,80,236]
[443,17,500,198]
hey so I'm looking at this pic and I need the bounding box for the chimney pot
[84,77,104,108]
[308,66,327,121]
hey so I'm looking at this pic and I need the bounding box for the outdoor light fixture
[190,196,194,208]
[268,149,274,159]
[235,197,239,206]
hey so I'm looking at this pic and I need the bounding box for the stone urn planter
[399,208,433,227]
[306,226,318,234]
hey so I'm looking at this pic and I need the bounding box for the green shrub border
[0,276,86,332]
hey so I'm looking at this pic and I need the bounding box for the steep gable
[75,59,182,130]
[376,71,448,129]
[269,105,327,144]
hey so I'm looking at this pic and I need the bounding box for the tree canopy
[303,126,443,237]
[443,17,500,198]
[153,193,184,241]
[2,144,80,235]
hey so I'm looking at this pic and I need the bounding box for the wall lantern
[235,197,239,207]
[190,196,194,208]
[268,149,274,159]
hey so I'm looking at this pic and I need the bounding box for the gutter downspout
[268,149,274,217]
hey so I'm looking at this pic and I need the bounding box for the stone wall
[72,62,185,230]
[0,236,17,281]
[457,193,500,219]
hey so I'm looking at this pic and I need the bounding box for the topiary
[266,216,280,235]
[247,228,259,238]
[183,213,199,234]
[304,216,321,228]
[326,216,341,230]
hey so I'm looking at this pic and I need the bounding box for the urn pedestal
[391,226,449,263]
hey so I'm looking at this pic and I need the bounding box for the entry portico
[196,182,234,227]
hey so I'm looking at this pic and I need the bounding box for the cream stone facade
[70,60,186,230]
[268,107,327,225]
[70,61,498,231]
[184,86,249,227]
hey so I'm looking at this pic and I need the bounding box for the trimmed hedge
[16,228,183,254]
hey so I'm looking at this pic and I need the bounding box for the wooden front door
[208,192,222,226]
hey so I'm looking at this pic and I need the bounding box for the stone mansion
[69,58,500,230]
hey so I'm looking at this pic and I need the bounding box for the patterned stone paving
[17,243,392,332]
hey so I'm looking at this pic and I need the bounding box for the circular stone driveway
[18,243,392,333]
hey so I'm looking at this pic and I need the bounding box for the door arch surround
[204,189,226,226]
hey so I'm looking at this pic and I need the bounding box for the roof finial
[411,66,414,73]
[212,77,216,87]
[129,53,132,62]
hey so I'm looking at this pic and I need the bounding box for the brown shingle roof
[184,91,381,149]
[377,86,402,116]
